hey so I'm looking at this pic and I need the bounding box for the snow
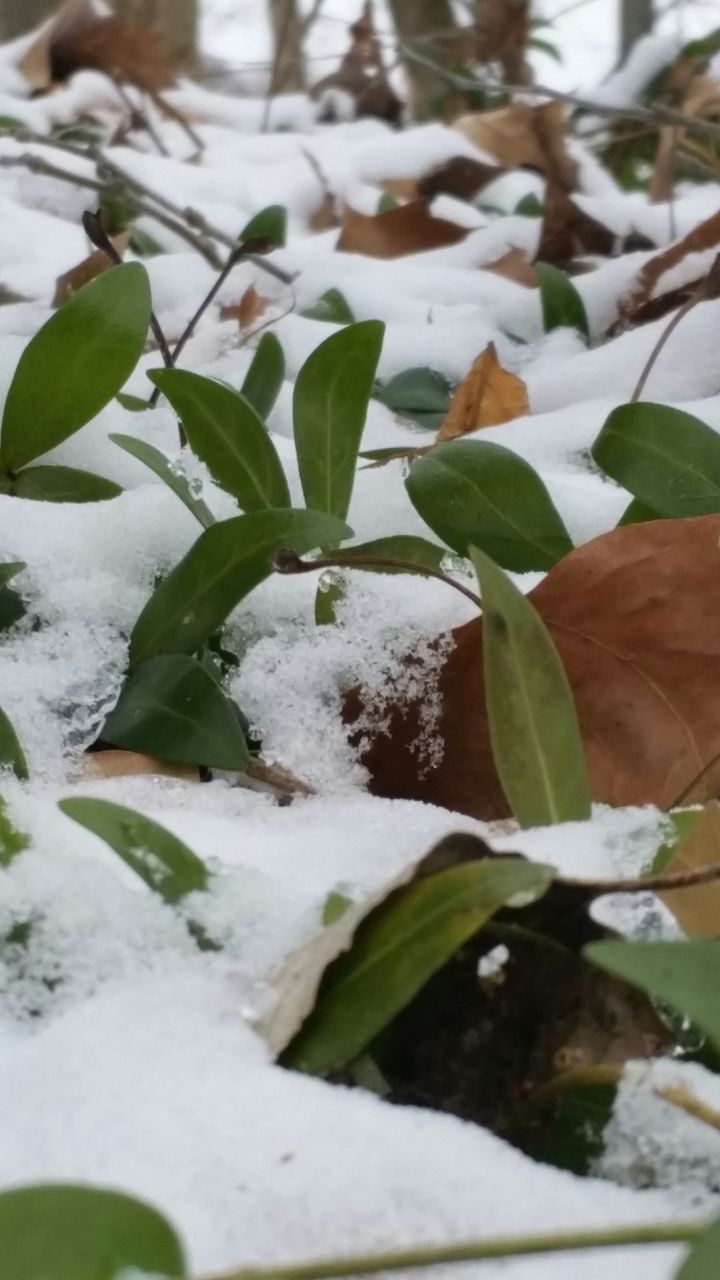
[0,0,718,1276]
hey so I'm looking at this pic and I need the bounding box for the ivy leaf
[103,654,250,771]
[294,321,385,520]
[1,263,151,470]
[59,796,209,904]
[149,370,290,512]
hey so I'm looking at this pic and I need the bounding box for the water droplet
[188,477,204,499]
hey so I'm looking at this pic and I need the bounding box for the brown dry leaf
[19,0,175,93]
[453,101,577,191]
[80,749,200,783]
[649,125,679,204]
[53,232,130,307]
[347,516,720,820]
[658,802,720,938]
[220,284,270,331]
[337,200,469,258]
[622,205,720,320]
[311,0,402,125]
[417,156,505,203]
[436,343,529,442]
[485,247,538,287]
[309,192,338,232]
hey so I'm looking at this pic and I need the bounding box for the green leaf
[593,403,720,517]
[651,810,701,873]
[331,534,449,573]
[103,654,250,771]
[676,1216,720,1279]
[241,332,285,420]
[282,857,553,1075]
[0,563,25,632]
[472,546,591,827]
[1,263,151,470]
[0,703,28,779]
[0,795,29,867]
[302,289,356,325]
[323,890,353,925]
[110,433,214,528]
[406,441,573,570]
[149,370,290,512]
[240,204,287,246]
[0,560,25,590]
[0,1183,185,1280]
[514,193,544,217]
[377,192,398,213]
[116,391,151,412]
[12,466,122,503]
[130,508,351,664]
[293,321,385,520]
[536,262,590,340]
[586,940,720,1053]
[59,796,209,904]
[616,496,662,526]
[374,367,452,431]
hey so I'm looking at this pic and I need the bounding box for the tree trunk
[386,0,459,120]
[0,0,56,42]
[620,0,654,60]
[113,0,198,71]
[267,0,305,94]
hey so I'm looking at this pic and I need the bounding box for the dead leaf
[436,343,529,441]
[19,0,175,93]
[80,749,200,783]
[658,802,720,938]
[470,0,532,85]
[485,247,538,287]
[220,284,270,331]
[417,156,505,203]
[347,516,720,819]
[311,0,402,126]
[53,233,130,307]
[622,206,720,320]
[453,101,578,191]
[337,200,469,259]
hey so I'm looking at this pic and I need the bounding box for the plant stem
[272,549,483,610]
[203,1220,705,1280]
[630,252,720,402]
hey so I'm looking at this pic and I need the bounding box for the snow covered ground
[1,2,720,1277]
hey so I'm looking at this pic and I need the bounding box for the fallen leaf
[337,200,469,258]
[53,233,130,307]
[417,155,505,202]
[220,284,270,331]
[80,749,199,783]
[485,247,538,287]
[436,343,529,441]
[347,516,720,818]
[622,206,720,319]
[19,0,175,93]
[659,801,720,938]
[453,101,577,191]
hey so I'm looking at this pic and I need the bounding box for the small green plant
[536,262,590,340]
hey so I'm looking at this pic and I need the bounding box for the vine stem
[272,549,483,610]
[202,1220,706,1280]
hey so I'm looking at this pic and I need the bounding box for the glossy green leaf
[1,263,151,470]
[0,563,26,633]
[240,332,285,420]
[406,441,573,570]
[130,508,351,664]
[240,204,287,245]
[616,497,662,526]
[586,940,720,1053]
[536,262,589,339]
[282,857,553,1075]
[110,433,214,528]
[593,403,720,517]
[302,289,356,325]
[676,1216,720,1279]
[103,654,250,771]
[515,193,544,217]
[149,370,290,512]
[472,546,591,827]
[374,367,452,430]
[0,1183,185,1280]
[12,466,122,503]
[59,796,209,904]
[0,561,24,590]
[0,796,29,867]
[116,391,150,412]
[323,890,353,925]
[0,703,28,779]
[331,534,449,573]
[293,320,385,520]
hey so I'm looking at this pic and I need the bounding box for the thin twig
[263,0,301,133]
[113,80,168,157]
[272,549,483,610]
[562,860,720,897]
[202,1221,705,1280]
[630,253,720,402]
